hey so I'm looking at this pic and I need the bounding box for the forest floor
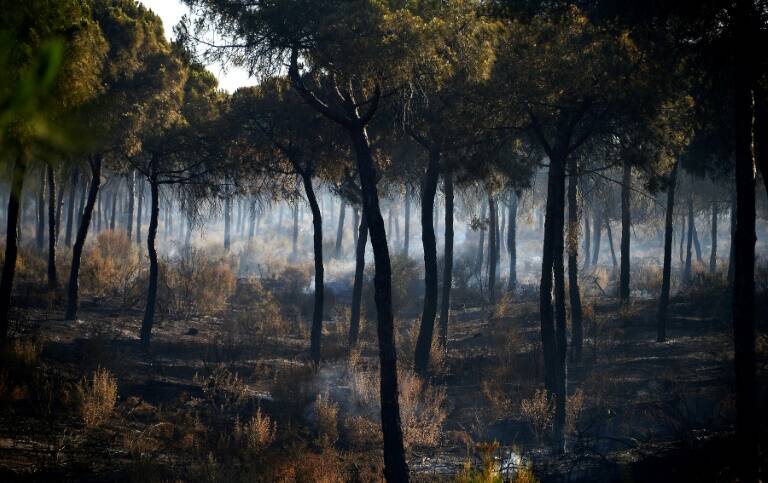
[0,277,766,482]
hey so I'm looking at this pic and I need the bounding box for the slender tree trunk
[109,187,117,231]
[349,209,368,348]
[487,194,498,305]
[582,208,591,271]
[475,200,487,277]
[709,202,718,274]
[728,192,736,283]
[136,180,143,246]
[403,188,411,256]
[606,218,618,268]
[46,164,58,289]
[291,203,298,256]
[335,199,346,258]
[684,194,694,283]
[591,210,602,266]
[77,176,88,231]
[65,168,78,247]
[692,212,702,263]
[567,156,583,362]
[657,162,678,342]
[126,170,135,239]
[679,214,685,265]
[0,157,27,341]
[352,206,359,249]
[36,168,46,253]
[414,149,440,376]
[139,172,160,347]
[619,160,631,302]
[224,197,232,252]
[65,156,101,320]
[438,172,454,351]
[248,199,257,241]
[754,85,768,200]
[301,172,324,367]
[349,124,409,482]
[507,190,518,292]
[55,178,64,241]
[731,11,758,477]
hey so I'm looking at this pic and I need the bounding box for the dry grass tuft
[76,367,118,428]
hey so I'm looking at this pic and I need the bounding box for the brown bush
[76,367,118,428]
[313,392,339,448]
[234,407,277,452]
[520,389,552,444]
[80,230,141,301]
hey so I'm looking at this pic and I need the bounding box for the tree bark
[507,190,518,292]
[619,160,631,302]
[591,210,602,266]
[606,219,617,268]
[36,168,46,253]
[46,163,58,289]
[65,168,78,247]
[224,196,232,252]
[334,199,346,258]
[349,124,409,482]
[65,156,101,320]
[0,157,27,341]
[709,202,717,274]
[438,172,454,351]
[582,208,591,271]
[475,200,487,279]
[349,208,368,348]
[301,172,324,367]
[728,192,736,283]
[731,9,758,476]
[248,198,257,240]
[403,188,411,256]
[487,194,498,305]
[414,149,440,376]
[692,212,702,263]
[657,162,678,342]
[139,171,160,347]
[684,194,694,283]
[291,203,299,256]
[136,180,143,246]
[567,156,583,362]
[109,186,117,231]
[126,170,135,239]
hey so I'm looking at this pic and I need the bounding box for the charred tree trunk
[36,168,46,253]
[349,209,368,348]
[136,180,143,246]
[109,187,117,231]
[65,168,78,247]
[352,207,359,249]
[349,124,409,482]
[657,162,678,342]
[475,200,487,279]
[709,202,718,274]
[728,192,736,283]
[591,210,602,266]
[46,164,58,289]
[487,194,498,305]
[619,160,631,302]
[567,157,583,362]
[414,149,440,376]
[684,194,694,283]
[438,172,454,351]
[65,156,101,320]
[301,171,324,367]
[507,191,518,292]
[224,197,232,252]
[0,157,27,341]
[126,171,135,239]
[692,212,702,263]
[403,188,411,257]
[582,209,591,271]
[335,199,346,259]
[606,218,617,268]
[731,11,758,477]
[248,199,257,241]
[139,170,160,347]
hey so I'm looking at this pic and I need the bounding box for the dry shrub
[566,388,585,437]
[491,293,515,321]
[159,247,236,318]
[234,407,276,452]
[398,369,447,448]
[230,278,285,337]
[343,414,381,449]
[270,363,315,411]
[520,389,552,444]
[76,367,118,428]
[195,365,248,413]
[365,253,421,318]
[80,230,141,300]
[482,378,514,420]
[632,263,663,296]
[314,393,339,448]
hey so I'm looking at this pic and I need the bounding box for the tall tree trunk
[36,168,46,253]
[65,168,78,247]
[731,9,758,477]
[403,188,411,256]
[606,219,617,268]
[475,200,487,278]
[438,172,454,351]
[507,190,518,292]
[224,197,232,252]
[582,208,591,271]
[126,170,135,239]
[754,85,768,200]
[591,210,602,266]
[487,194,498,305]
[619,160,631,302]
[291,203,298,256]
[684,194,694,283]
[352,206,359,249]
[349,124,409,482]
[248,199,257,240]
[349,209,368,348]
[55,178,64,241]
[709,202,718,274]
[139,172,160,347]
[46,164,58,289]
[77,177,88,231]
[109,187,117,231]
[301,172,324,367]
[692,212,702,263]
[567,156,583,362]
[65,156,101,320]
[136,180,143,246]
[414,149,440,376]
[540,149,568,454]
[657,162,678,342]
[335,199,346,258]
[0,157,27,341]
[728,192,736,283]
